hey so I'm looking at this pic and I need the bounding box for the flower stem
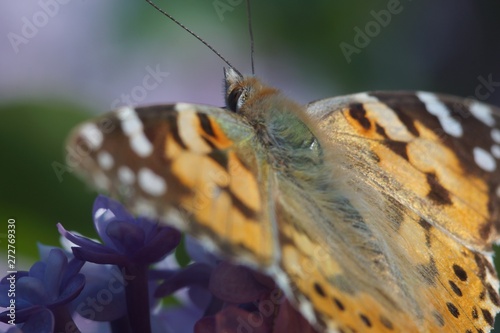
[122,263,151,333]
[53,306,81,333]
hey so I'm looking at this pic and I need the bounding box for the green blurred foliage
[0,101,98,263]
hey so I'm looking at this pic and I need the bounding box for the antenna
[144,0,242,76]
[246,0,255,75]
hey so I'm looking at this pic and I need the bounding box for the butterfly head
[223,67,320,166]
[223,67,280,117]
[224,67,246,112]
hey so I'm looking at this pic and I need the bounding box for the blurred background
[1,0,500,330]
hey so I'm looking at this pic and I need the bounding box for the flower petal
[94,195,134,223]
[155,263,212,297]
[61,259,85,290]
[92,195,134,239]
[188,285,212,311]
[106,220,145,254]
[209,262,268,303]
[154,303,203,333]
[71,247,129,266]
[70,264,127,321]
[15,308,54,333]
[215,306,272,333]
[53,274,85,307]
[42,249,67,302]
[57,224,113,254]
[17,277,48,305]
[93,195,135,246]
[185,236,217,266]
[274,299,318,333]
[194,316,215,333]
[135,227,181,263]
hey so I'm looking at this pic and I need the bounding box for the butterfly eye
[226,88,246,112]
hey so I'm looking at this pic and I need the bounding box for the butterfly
[67,66,500,332]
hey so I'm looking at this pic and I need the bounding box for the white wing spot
[470,101,495,126]
[79,123,103,150]
[473,147,496,171]
[297,296,317,325]
[116,107,153,157]
[197,235,218,253]
[138,167,167,196]
[133,198,158,217]
[93,172,110,190]
[130,135,154,158]
[492,145,500,159]
[118,166,135,185]
[351,92,379,103]
[97,151,114,170]
[416,92,463,137]
[267,266,293,296]
[491,129,500,144]
[163,209,186,231]
[307,93,379,118]
[117,107,141,133]
[175,103,195,112]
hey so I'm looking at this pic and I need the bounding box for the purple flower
[36,244,127,330]
[191,261,318,333]
[156,237,318,333]
[0,249,85,333]
[58,195,181,266]
[12,195,317,333]
[58,195,181,333]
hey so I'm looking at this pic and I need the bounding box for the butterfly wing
[308,91,500,249]
[67,91,500,333]
[67,104,276,266]
[279,91,500,332]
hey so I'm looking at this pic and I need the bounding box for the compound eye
[226,88,244,112]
